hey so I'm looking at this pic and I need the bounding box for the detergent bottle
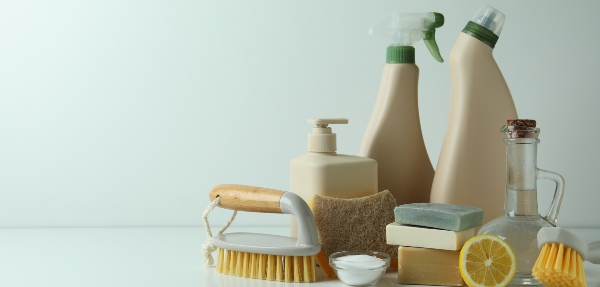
[430,5,518,226]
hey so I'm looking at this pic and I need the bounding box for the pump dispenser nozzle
[369,12,445,63]
[307,118,348,153]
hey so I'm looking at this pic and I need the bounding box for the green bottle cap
[386,46,415,64]
[462,21,499,48]
[462,6,505,49]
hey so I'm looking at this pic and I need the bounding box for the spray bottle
[360,12,444,205]
[430,5,518,227]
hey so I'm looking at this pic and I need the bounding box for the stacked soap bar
[394,203,484,232]
[387,203,483,286]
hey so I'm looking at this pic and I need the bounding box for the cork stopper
[505,119,538,138]
[507,119,536,127]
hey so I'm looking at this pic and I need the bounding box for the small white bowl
[329,251,390,286]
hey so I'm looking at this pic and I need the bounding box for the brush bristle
[215,248,316,283]
[533,243,587,287]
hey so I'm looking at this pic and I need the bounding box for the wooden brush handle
[209,184,285,213]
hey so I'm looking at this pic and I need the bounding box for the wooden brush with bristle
[533,227,600,287]
[209,184,321,283]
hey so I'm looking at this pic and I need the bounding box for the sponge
[311,191,398,276]
[394,203,483,231]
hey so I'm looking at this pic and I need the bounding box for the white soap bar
[386,223,474,250]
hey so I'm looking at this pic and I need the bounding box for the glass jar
[478,121,565,286]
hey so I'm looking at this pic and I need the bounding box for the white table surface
[0,226,599,287]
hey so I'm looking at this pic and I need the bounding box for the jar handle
[536,169,565,226]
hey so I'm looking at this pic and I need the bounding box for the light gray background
[1,0,598,228]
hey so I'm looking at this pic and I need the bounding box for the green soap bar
[394,203,483,231]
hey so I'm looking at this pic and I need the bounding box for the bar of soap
[394,203,483,231]
[398,246,464,286]
[386,223,473,250]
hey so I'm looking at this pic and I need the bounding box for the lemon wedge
[459,234,517,287]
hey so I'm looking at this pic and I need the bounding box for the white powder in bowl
[332,254,387,286]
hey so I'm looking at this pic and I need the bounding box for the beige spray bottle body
[430,6,518,226]
[361,12,445,204]
[290,119,377,237]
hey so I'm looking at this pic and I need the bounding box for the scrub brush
[205,184,321,283]
[533,227,600,287]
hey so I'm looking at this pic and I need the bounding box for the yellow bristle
[263,254,269,279]
[262,254,269,280]
[241,252,249,278]
[554,243,565,272]
[223,250,231,274]
[310,255,316,282]
[533,243,587,287]
[215,249,317,283]
[285,255,292,282]
[229,251,239,276]
[258,254,267,280]
[569,248,577,284]
[566,247,574,277]
[266,255,275,281]
[533,243,549,272]
[235,251,243,277]
[546,243,559,269]
[303,255,311,283]
[577,253,586,287]
[250,253,257,279]
[294,256,302,283]
[276,255,283,282]
[256,253,262,279]
[216,248,224,273]
[230,251,238,275]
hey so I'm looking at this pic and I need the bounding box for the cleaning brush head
[533,227,587,287]
[209,184,321,283]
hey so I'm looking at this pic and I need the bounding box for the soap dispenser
[290,118,377,237]
[360,12,444,205]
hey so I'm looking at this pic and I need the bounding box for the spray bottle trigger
[424,30,443,63]
[424,12,444,63]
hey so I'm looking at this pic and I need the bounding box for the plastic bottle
[430,5,518,226]
[290,118,377,237]
[360,12,444,205]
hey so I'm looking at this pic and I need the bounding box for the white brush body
[587,241,600,264]
[538,227,588,260]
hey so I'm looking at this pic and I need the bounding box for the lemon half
[459,234,517,287]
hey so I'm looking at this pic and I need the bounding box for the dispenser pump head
[369,12,445,63]
[307,118,348,153]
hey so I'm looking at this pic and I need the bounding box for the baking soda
[333,254,386,286]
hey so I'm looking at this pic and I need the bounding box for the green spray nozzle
[424,13,444,62]
[369,12,445,63]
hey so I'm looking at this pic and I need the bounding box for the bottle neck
[504,138,539,216]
